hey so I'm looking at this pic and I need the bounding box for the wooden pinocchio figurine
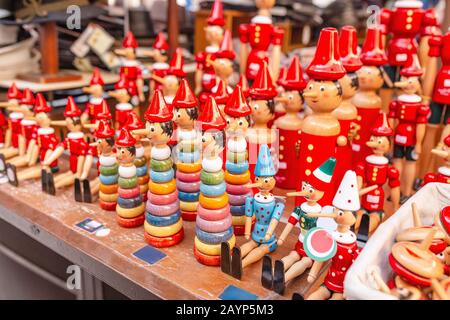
[295,27,347,207]
[332,25,362,187]
[115,128,145,228]
[273,55,306,189]
[195,0,224,95]
[208,29,235,93]
[173,79,201,221]
[264,157,337,294]
[351,26,387,167]
[81,68,105,126]
[388,55,429,200]
[195,96,234,266]
[139,90,183,247]
[108,73,134,134]
[223,85,253,235]
[145,32,170,93]
[0,83,22,149]
[239,0,284,81]
[355,112,401,242]
[115,31,145,105]
[95,119,118,211]
[221,144,284,279]
[423,134,450,185]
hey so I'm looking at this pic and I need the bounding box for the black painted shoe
[41,169,48,192]
[400,194,410,205]
[0,154,6,173]
[46,172,56,195]
[273,260,285,295]
[220,242,231,275]
[231,247,242,280]
[261,255,273,290]
[74,178,82,202]
[357,214,370,248]
[83,179,92,203]
[6,164,18,187]
[292,293,304,300]
[413,178,423,191]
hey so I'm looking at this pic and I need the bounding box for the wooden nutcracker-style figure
[95,119,118,211]
[263,157,336,294]
[195,0,225,95]
[355,112,401,242]
[194,96,235,266]
[423,134,450,185]
[273,55,306,189]
[332,25,362,188]
[145,32,170,93]
[138,90,183,247]
[81,68,105,126]
[388,55,429,199]
[221,144,284,279]
[173,79,201,221]
[351,26,387,167]
[109,73,134,134]
[239,0,284,82]
[295,27,347,207]
[115,31,145,105]
[223,85,253,235]
[115,128,145,228]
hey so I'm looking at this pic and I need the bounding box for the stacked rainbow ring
[116,164,145,227]
[98,154,119,211]
[134,145,149,202]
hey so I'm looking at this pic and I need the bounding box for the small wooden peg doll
[263,157,336,294]
[352,26,387,167]
[388,55,429,200]
[81,68,105,126]
[140,90,183,247]
[173,79,201,221]
[423,134,450,185]
[194,96,234,266]
[144,32,170,93]
[223,85,253,234]
[195,0,225,95]
[273,55,306,189]
[355,113,401,243]
[332,26,362,188]
[221,144,284,279]
[95,119,118,211]
[108,73,134,134]
[115,128,145,228]
[115,31,145,104]
[239,0,284,81]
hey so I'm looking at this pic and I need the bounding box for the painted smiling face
[366,135,390,155]
[300,181,324,202]
[145,121,173,145]
[338,73,359,99]
[117,146,135,164]
[250,99,274,125]
[356,66,384,91]
[303,80,342,113]
[254,175,276,192]
[225,115,250,136]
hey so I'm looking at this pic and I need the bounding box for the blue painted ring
[200,181,227,197]
[176,150,200,163]
[150,169,174,183]
[225,161,249,175]
[195,226,234,245]
[99,174,119,185]
[136,165,148,177]
[178,191,200,202]
[146,211,181,227]
[230,204,246,216]
[117,195,143,208]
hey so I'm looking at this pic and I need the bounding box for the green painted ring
[118,176,138,189]
[99,164,119,176]
[134,157,148,168]
[150,158,173,172]
[226,150,247,163]
[200,170,224,185]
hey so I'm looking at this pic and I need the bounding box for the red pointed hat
[116,128,136,147]
[237,74,250,98]
[212,79,229,105]
[97,100,112,120]
[371,112,393,136]
[360,26,387,66]
[7,82,22,100]
[444,134,450,147]
[224,85,252,118]
[280,55,307,91]
[306,27,346,81]
[115,73,128,90]
[153,32,169,51]
[276,67,287,86]
[207,0,225,26]
[123,31,138,49]
[168,48,186,77]
[145,89,173,122]
[173,79,198,108]
[249,61,277,100]
[64,96,82,118]
[95,119,115,139]
[34,93,51,113]
[217,30,235,60]
[339,26,363,73]
[198,96,226,131]
[20,88,35,105]
[126,111,144,130]
[90,68,104,86]
[400,54,423,77]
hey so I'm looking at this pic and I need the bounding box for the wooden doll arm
[391,185,401,212]
[307,261,326,283]
[42,145,64,167]
[137,78,145,102]
[369,268,391,294]
[244,216,253,240]
[80,113,90,126]
[80,154,93,180]
[195,69,203,95]
[264,219,280,241]
[27,142,39,166]
[415,123,426,154]
[359,184,378,196]
[277,222,294,246]
[4,128,11,148]
[0,102,11,108]
[18,134,26,155]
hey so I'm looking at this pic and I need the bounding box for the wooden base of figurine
[144,228,184,248]
[116,214,145,228]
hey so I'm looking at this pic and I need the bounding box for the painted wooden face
[250,99,274,125]
[395,76,421,95]
[225,115,249,136]
[66,117,82,132]
[338,73,359,99]
[279,90,303,112]
[152,49,168,63]
[367,135,390,154]
[204,25,224,46]
[356,66,384,91]
[201,130,223,158]
[163,75,179,96]
[97,137,114,156]
[146,121,170,145]
[174,108,195,130]
[111,88,130,103]
[254,175,276,192]
[300,181,324,202]
[304,80,342,113]
[117,146,135,164]
[84,84,103,97]
[334,208,356,227]
[36,112,51,128]
[255,0,276,10]
[214,58,233,79]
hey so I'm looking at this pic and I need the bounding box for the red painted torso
[152,62,169,91]
[84,98,103,122]
[20,119,38,147]
[335,118,353,189]
[37,127,59,167]
[8,112,24,148]
[275,128,301,189]
[62,132,90,173]
[196,49,218,93]
[115,103,133,129]
[433,33,450,104]
[352,107,381,167]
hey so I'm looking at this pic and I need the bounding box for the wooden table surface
[0,159,328,300]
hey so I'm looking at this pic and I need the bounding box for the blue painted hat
[254,144,275,177]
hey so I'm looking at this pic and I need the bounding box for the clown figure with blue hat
[221,144,285,280]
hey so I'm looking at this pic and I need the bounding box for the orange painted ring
[176,162,202,173]
[149,179,176,195]
[99,199,117,211]
[116,202,145,218]
[144,228,184,248]
[181,210,197,221]
[199,193,229,210]
[116,214,145,228]
[138,175,150,185]
[193,245,220,266]
[224,170,251,185]
[99,191,118,202]
[99,183,118,194]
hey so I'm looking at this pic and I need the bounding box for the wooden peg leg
[284,257,313,282]
[54,173,75,189]
[242,244,270,269]
[239,239,259,258]
[281,251,301,271]
[306,286,331,300]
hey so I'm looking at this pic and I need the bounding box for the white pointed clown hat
[332,170,360,211]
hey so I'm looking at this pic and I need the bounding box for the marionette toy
[223,85,253,234]
[389,55,429,200]
[195,0,225,95]
[221,144,284,279]
[144,32,170,93]
[355,112,401,244]
[115,128,145,228]
[109,73,135,135]
[423,134,450,185]
[272,55,306,189]
[332,26,362,187]
[294,27,347,207]
[239,0,284,82]
[95,119,118,211]
[263,157,336,294]
[81,68,105,126]
[194,96,235,266]
[173,79,201,221]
